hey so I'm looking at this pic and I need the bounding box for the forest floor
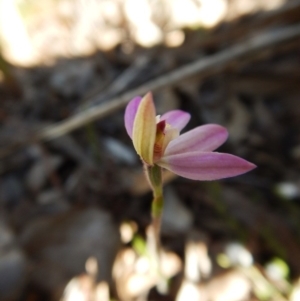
[0,0,300,300]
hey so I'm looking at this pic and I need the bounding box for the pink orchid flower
[124,92,256,181]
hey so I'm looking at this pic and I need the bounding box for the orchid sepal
[158,152,256,181]
[132,93,156,165]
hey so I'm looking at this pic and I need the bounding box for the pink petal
[165,124,228,156]
[158,152,256,181]
[124,96,142,138]
[160,110,190,132]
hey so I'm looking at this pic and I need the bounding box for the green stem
[148,164,163,217]
[146,164,164,271]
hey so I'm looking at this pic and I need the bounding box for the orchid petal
[158,152,256,181]
[124,96,142,138]
[160,110,191,132]
[132,92,156,165]
[165,124,228,156]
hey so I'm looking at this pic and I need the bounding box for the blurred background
[0,0,300,300]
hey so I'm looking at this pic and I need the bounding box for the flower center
[153,120,166,162]
[153,119,179,162]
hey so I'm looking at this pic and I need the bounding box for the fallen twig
[1,24,300,158]
[39,24,300,140]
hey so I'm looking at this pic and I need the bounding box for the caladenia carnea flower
[124,92,256,283]
[125,92,256,181]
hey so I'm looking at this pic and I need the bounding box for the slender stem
[146,164,164,271]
